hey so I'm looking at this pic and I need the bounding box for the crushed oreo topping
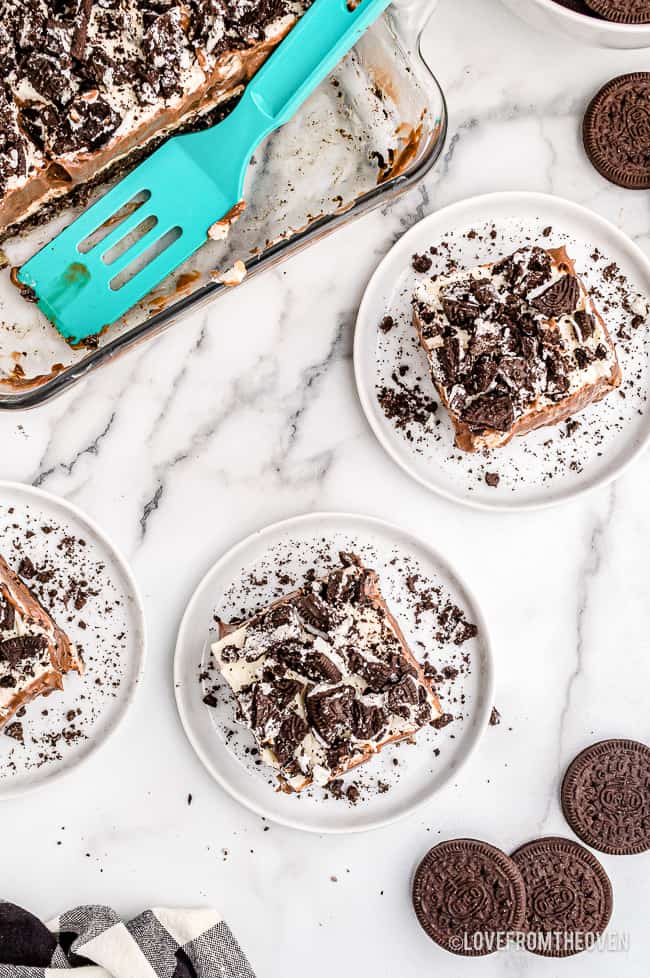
[212,554,442,790]
[0,634,47,670]
[413,246,617,437]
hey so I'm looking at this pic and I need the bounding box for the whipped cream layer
[212,555,441,792]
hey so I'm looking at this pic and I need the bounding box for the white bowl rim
[529,0,650,34]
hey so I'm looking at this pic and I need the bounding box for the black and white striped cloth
[0,903,256,978]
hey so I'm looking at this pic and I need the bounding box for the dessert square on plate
[0,554,83,729]
[211,553,442,792]
[412,245,621,452]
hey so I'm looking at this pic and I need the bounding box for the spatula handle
[247,0,392,129]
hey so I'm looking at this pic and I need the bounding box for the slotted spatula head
[17,0,391,345]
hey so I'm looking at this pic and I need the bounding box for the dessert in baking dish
[0,554,83,729]
[412,245,621,452]
[0,0,311,239]
[211,553,442,792]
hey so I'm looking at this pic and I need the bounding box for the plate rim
[0,480,147,798]
[173,510,495,834]
[353,190,650,512]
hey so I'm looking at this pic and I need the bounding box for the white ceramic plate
[174,512,494,834]
[0,482,146,796]
[354,192,650,511]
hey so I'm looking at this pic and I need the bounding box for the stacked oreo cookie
[412,739,650,957]
[584,74,650,190]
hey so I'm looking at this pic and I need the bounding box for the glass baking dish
[0,0,446,409]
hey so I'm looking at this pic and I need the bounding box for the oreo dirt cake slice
[211,553,442,792]
[412,245,621,452]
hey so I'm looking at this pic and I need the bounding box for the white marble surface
[1,0,649,974]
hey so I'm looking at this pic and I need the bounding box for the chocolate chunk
[379,315,395,333]
[0,595,15,632]
[347,649,403,692]
[219,644,240,664]
[386,675,419,719]
[338,551,361,568]
[23,54,73,104]
[412,840,526,956]
[18,557,35,579]
[4,721,23,744]
[347,784,360,804]
[71,0,93,60]
[545,353,570,394]
[441,294,479,328]
[462,393,515,432]
[431,712,454,729]
[574,309,595,341]
[469,278,496,308]
[561,739,650,855]
[306,685,355,746]
[583,73,650,189]
[471,355,498,395]
[250,685,279,734]
[278,645,342,685]
[325,568,360,606]
[485,472,500,488]
[531,276,580,318]
[59,93,122,153]
[273,714,309,766]
[438,336,462,385]
[412,253,433,273]
[0,635,46,669]
[351,700,387,741]
[269,677,302,711]
[263,605,295,630]
[498,356,531,390]
[294,592,330,632]
[141,9,189,99]
[574,347,593,369]
[495,247,551,295]
[511,838,613,957]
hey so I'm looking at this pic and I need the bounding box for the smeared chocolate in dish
[583,74,650,190]
[0,0,312,239]
[0,553,83,728]
[585,0,650,21]
[561,739,650,855]
[211,552,442,792]
[511,837,613,957]
[412,839,526,956]
[412,245,621,451]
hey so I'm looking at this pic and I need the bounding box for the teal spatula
[18,0,391,344]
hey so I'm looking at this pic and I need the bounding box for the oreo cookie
[511,837,613,957]
[561,739,650,855]
[412,839,526,956]
[583,73,650,190]
[585,0,650,21]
